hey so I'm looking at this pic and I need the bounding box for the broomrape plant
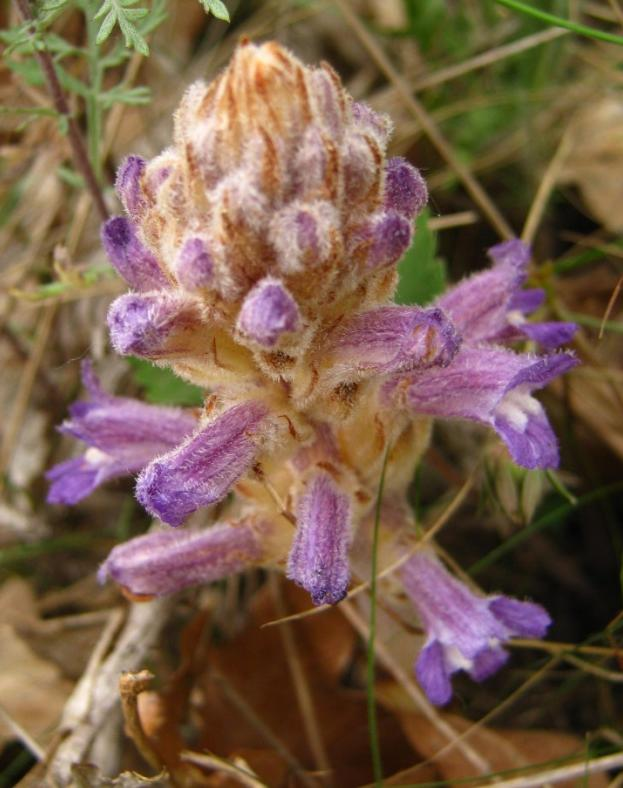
[48,41,578,705]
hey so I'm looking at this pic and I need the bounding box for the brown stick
[13,0,109,221]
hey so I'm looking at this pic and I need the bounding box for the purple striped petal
[98,521,264,597]
[136,401,268,527]
[387,346,577,469]
[436,242,527,342]
[47,362,195,505]
[402,550,551,705]
[101,217,169,291]
[287,472,352,605]
[325,306,460,379]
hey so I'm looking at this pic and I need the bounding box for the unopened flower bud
[236,278,300,348]
[101,217,168,291]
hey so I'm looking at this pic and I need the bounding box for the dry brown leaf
[560,97,623,231]
[0,622,72,749]
[397,711,606,787]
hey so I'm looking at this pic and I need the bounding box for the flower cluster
[48,41,577,705]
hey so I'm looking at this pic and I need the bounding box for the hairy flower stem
[13,0,109,221]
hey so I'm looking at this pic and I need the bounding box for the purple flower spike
[236,277,300,347]
[326,305,460,379]
[175,237,214,290]
[402,550,551,706]
[287,472,352,605]
[364,211,412,269]
[136,401,268,527]
[46,362,196,505]
[270,202,337,273]
[388,345,578,469]
[384,157,428,219]
[101,217,169,291]
[98,521,263,597]
[115,156,146,218]
[107,292,202,358]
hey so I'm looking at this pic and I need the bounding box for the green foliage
[128,358,204,407]
[198,0,230,22]
[394,209,447,306]
[94,0,150,55]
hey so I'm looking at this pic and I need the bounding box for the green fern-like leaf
[94,0,149,55]
[198,0,230,22]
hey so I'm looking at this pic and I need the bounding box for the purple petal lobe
[46,457,107,505]
[98,521,264,596]
[236,277,300,347]
[115,156,146,218]
[326,306,460,379]
[509,288,544,314]
[416,641,453,706]
[136,401,268,527]
[107,292,203,358]
[287,472,352,606]
[489,596,551,638]
[469,647,510,682]
[101,217,168,291]
[175,237,214,290]
[384,157,428,218]
[520,321,577,350]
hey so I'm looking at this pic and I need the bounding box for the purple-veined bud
[136,401,269,527]
[287,472,352,605]
[386,345,578,469]
[46,361,196,505]
[357,210,412,270]
[324,306,460,380]
[107,291,204,358]
[384,157,428,219]
[175,236,214,291]
[98,520,264,597]
[115,156,146,218]
[269,201,338,274]
[236,277,300,347]
[402,550,551,706]
[101,217,169,291]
